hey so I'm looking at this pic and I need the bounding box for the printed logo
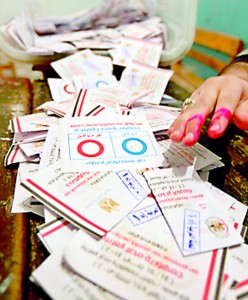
[98,198,119,213]
[206,217,229,237]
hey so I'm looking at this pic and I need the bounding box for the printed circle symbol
[63,84,75,94]
[95,80,108,88]
[122,138,147,155]
[77,140,104,157]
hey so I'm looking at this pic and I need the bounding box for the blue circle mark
[95,80,108,88]
[122,138,147,155]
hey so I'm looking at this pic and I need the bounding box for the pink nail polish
[208,107,232,138]
[182,114,205,146]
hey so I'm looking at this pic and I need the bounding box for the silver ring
[182,97,196,109]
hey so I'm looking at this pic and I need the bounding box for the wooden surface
[0,78,247,299]
[192,28,244,58]
[171,28,244,93]
[0,78,49,300]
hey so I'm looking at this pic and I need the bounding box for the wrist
[220,61,248,82]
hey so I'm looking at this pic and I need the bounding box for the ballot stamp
[183,209,200,253]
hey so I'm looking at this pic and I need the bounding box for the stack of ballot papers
[4,31,248,300]
[1,0,167,59]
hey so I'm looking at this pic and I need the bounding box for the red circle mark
[77,140,104,157]
[64,84,75,95]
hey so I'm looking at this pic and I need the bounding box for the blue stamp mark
[182,209,200,253]
[116,170,147,201]
[128,204,161,226]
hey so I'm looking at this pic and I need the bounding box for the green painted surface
[197,0,248,49]
[184,0,248,79]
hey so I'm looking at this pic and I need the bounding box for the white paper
[131,105,179,132]
[31,253,118,300]
[19,140,45,157]
[120,61,173,105]
[71,89,118,117]
[39,125,60,170]
[12,131,48,145]
[158,139,221,171]
[10,112,54,133]
[144,167,244,255]
[11,162,44,216]
[64,197,225,300]
[73,75,117,90]
[38,218,77,253]
[36,100,75,117]
[59,115,164,172]
[4,144,40,166]
[21,161,150,236]
[48,78,76,102]
[51,49,113,82]
[110,37,162,67]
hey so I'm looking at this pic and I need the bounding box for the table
[0,77,247,300]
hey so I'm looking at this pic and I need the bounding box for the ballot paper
[71,86,153,118]
[110,37,163,67]
[63,197,225,300]
[21,160,150,236]
[143,166,244,256]
[12,131,48,145]
[4,144,40,166]
[50,49,113,82]
[130,105,179,131]
[118,21,161,40]
[229,281,248,300]
[205,183,248,243]
[38,218,77,254]
[71,89,118,117]
[38,125,60,170]
[72,39,117,51]
[227,200,248,233]
[97,83,154,108]
[73,74,117,90]
[19,140,45,157]
[59,115,164,172]
[158,139,221,170]
[47,78,76,102]
[36,100,76,117]
[220,244,248,300]
[31,253,119,300]
[10,112,59,133]
[11,162,43,216]
[2,0,155,56]
[34,30,97,48]
[120,61,174,105]
[43,42,77,54]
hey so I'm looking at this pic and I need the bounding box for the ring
[182,97,196,109]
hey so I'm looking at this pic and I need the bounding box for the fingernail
[208,107,232,138]
[208,123,221,133]
[167,127,173,135]
[169,130,182,142]
[170,130,180,138]
[182,132,196,145]
[172,130,180,135]
[215,107,232,121]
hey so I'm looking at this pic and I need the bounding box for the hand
[167,75,248,146]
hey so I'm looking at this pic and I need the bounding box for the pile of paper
[1,0,166,58]
[4,22,248,300]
